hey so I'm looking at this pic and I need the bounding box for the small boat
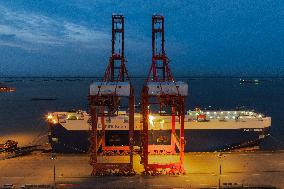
[0,83,16,92]
[239,79,260,84]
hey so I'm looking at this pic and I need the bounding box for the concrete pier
[0,152,283,188]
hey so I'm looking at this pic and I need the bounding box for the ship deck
[0,151,283,188]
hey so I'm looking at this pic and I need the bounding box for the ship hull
[48,124,269,153]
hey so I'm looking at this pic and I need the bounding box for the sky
[0,0,283,77]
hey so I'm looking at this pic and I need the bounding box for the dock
[0,151,283,188]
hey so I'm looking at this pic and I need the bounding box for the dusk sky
[0,0,283,77]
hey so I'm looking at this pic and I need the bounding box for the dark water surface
[0,77,283,150]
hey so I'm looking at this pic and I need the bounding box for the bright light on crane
[149,115,155,126]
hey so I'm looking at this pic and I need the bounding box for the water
[0,77,283,150]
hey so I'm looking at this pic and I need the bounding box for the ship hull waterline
[48,123,270,153]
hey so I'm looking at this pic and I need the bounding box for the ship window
[106,117,111,123]
[67,115,77,120]
[51,137,58,143]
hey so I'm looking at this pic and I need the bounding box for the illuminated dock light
[47,114,53,120]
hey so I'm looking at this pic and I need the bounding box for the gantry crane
[140,15,188,175]
[89,14,135,176]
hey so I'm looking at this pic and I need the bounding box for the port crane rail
[141,15,188,175]
[89,14,135,176]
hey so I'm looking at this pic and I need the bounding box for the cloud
[64,22,109,42]
[0,5,109,51]
[63,22,109,49]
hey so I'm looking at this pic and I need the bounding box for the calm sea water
[0,77,283,150]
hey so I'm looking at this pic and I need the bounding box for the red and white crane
[140,15,188,175]
[89,14,135,176]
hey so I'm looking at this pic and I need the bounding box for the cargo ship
[47,109,271,153]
